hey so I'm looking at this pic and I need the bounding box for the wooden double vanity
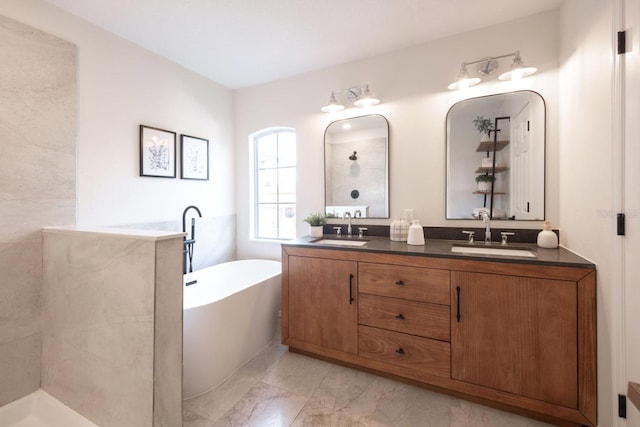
[281,237,596,427]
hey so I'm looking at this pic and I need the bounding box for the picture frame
[181,134,209,180]
[140,125,176,178]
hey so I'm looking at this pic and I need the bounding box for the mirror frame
[445,91,546,221]
[324,114,390,219]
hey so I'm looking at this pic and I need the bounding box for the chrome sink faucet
[482,211,491,244]
[343,212,353,237]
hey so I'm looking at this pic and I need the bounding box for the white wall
[235,11,560,260]
[0,0,235,228]
[624,0,640,423]
[559,1,616,426]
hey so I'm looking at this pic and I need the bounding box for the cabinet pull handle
[396,348,405,355]
[395,313,405,320]
[349,274,354,304]
[395,280,405,286]
[456,286,461,322]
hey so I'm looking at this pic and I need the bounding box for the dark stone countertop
[282,235,595,269]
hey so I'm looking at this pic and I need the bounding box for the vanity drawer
[358,325,450,378]
[359,294,450,341]
[359,262,450,305]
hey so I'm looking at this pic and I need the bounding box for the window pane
[278,167,296,203]
[278,132,296,167]
[257,204,278,239]
[252,128,296,241]
[279,204,296,239]
[257,169,278,203]
[256,133,278,169]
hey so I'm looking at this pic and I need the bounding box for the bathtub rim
[183,259,281,310]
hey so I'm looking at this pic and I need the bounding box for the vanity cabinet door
[451,271,578,409]
[288,256,358,354]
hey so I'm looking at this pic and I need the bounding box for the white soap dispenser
[407,220,425,245]
[537,221,558,249]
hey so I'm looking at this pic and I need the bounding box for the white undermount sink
[313,239,368,247]
[451,244,537,258]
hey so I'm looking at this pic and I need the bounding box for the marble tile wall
[0,15,76,406]
[326,138,387,218]
[153,237,184,427]
[189,215,236,270]
[42,229,183,427]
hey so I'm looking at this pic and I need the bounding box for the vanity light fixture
[498,51,538,81]
[448,51,537,90]
[447,64,482,90]
[353,85,379,108]
[320,92,345,113]
[321,84,380,113]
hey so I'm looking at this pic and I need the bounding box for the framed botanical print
[140,125,176,178]
[181,134,209,180]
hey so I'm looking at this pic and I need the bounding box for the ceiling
[44,0,564,89]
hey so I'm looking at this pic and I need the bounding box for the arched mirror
[446,91,545,220]
[324,114,389,218]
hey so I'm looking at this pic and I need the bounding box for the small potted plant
[303,213,326,238]
[475,174,496,192]
[473,115,494,141]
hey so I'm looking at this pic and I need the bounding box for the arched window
[250,127,296,240]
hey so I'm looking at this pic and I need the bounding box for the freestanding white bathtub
[182,259,282,399]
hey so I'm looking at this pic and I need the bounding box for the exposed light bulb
[321,103,345,113]
[448,77,481,90]
[498,66,537,81]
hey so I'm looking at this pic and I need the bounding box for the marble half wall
[0,15,77,406]
[42,228,183,427]
[123,213,236,271]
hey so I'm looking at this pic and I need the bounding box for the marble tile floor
[183,339,553,427]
